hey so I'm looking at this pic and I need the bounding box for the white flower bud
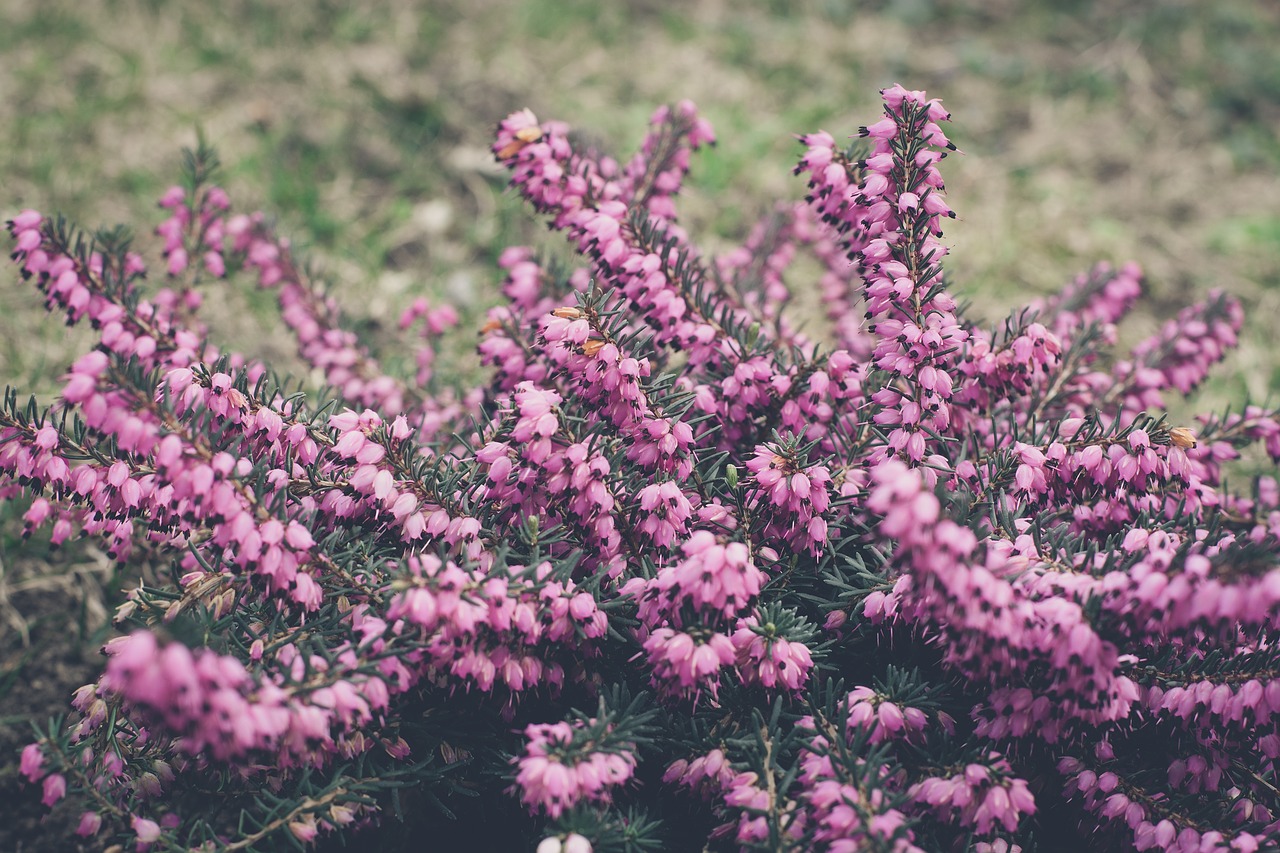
[563,834,592,853]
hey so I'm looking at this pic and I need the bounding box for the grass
[1,0,1278,847]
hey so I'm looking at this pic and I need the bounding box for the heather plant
[5,84,1280,852]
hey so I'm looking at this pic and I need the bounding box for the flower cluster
[387,554,608,698]
[513,717,638,819]
[744,441,834,556]
[7,83,1280,853]
[98,631,390,765]
[908,756,1037,836]
[730,615,815,694]
[627,530,763,626]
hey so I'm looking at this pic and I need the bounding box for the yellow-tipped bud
[495,126,543,159]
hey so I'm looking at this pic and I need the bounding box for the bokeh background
[2,1,1279,849]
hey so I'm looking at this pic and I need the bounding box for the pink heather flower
[630,531,764,629]
[910,757,1036,836]
[15,227,42,253]
[11,208,43,230]
[76,811,102,837]
[132,815,162,845]
[166,247,188,276]
[40,773,66,806]
[513,719,637,818]
[643,627,735,701]
[674,749,738,801]
[289,815,319,843]
[731,619,814,694]
[636,480,694,548]
[159,185,185,208]
[744,443,833,556]
[19,742,44,782]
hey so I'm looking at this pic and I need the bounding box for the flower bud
[76,811,102,837]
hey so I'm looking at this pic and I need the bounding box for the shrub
[6,84,1280,852]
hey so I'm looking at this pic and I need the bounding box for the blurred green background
[1,0,1279,848]
[4,0,1280,398]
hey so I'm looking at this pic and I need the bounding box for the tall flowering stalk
[5,85,1280,852]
